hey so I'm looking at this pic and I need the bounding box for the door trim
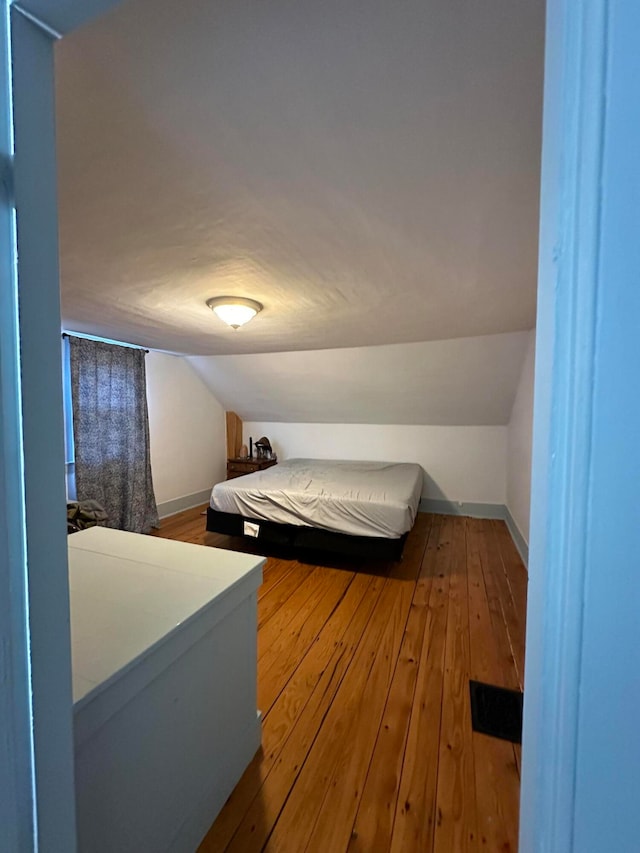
[520,1,609,850]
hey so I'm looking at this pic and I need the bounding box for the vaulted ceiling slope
[187,332,529,426]
[55,0,544,356]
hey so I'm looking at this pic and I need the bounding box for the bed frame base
[206,507,407,561]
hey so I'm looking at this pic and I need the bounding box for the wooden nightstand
[226,457,278,480]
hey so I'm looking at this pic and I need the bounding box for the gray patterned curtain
[69,336,159,533]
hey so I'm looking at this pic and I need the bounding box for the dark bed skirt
[205,506,408,561]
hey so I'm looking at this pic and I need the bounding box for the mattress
[210,458,423,539]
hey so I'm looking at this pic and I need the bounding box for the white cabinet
[69,528,263,852]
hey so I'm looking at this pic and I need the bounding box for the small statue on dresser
[238,444,249,459]
[255,436,272,460]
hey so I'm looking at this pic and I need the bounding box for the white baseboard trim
[157,489,211,520]
[419,498,506,520]
[503,506,529,567]
[418,498,529,568]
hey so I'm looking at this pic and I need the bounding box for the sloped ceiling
[55,0,544,356]
[188,332,529,425]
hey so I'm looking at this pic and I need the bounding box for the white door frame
[1,2,127,849]
[0,0,630,849]
[522,0,640,850]
[519,0,610,850]
[0,4,35,848]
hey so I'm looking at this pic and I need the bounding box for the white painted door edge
[6,1,132,849]
[519,1,609,851]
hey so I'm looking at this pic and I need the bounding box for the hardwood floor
[153,507,527,852]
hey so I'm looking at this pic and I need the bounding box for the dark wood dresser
[226,457,278,480]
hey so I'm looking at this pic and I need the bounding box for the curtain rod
[62,332,149,353]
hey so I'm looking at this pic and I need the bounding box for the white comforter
[210,458,423,539]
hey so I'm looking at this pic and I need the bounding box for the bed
[206,458,423,559]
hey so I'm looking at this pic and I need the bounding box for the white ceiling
[188,332,530,426]
[55,0,544,356]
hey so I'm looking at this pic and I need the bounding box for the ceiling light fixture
[206,296,263,329]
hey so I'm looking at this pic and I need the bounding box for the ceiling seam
[11,4,62,40]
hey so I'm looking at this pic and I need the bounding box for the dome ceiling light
[206,296,263,329]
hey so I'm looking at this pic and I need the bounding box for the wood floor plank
[258,569,354,715]
[257,561,314,625]
[483,522,526,690]
[257,559,297,601]
[467,518,506,685]
[433,516,478,853]
[494,522,528,608]
[263,520,430,852]
[220,577,388,853]
[476,520,521,692]
[466,518,520,852]
[394,513,430,574]
[347,515,438,852]
[491,520,528,674]
[199,571,378,852]
[151,506,206,541]
[489,520,528,778]
[389,514,451,853]
[303,580,424,852]
[151,507,526,853]
[264,579,412,853]
[279,518,431,852]
[257,566,329,661]
[513,743,523,777]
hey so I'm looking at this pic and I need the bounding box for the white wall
[146,352,226,508]
[188,333,529,426]
[506,330,535,542]
[244,421,507,505]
